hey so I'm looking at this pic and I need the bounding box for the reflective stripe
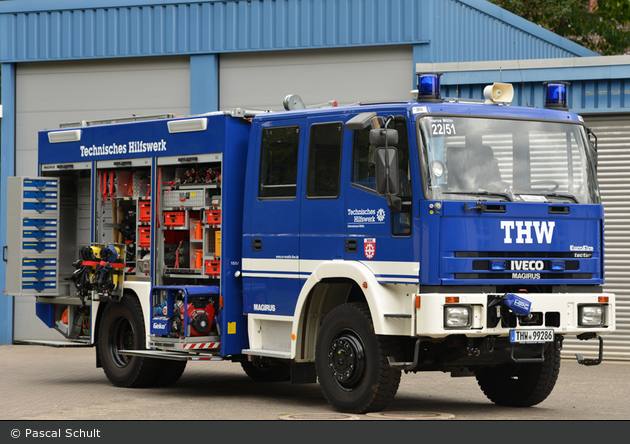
[242,258,420,284]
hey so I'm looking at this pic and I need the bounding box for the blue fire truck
[4,75,615,413]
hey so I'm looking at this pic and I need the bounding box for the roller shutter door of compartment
[562,115,630,361]
[12,57,190,342]
[219,46,413,111]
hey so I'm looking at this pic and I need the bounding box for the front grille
[456,273,591,280]
[472,260,579,271]
[456,251,592,258]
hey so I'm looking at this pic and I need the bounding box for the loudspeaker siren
[483,82,514,105]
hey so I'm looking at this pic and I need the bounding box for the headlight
[444,306,472,329]
[579,305,605,327]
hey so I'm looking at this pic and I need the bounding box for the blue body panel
[434,201,603,285]
[39,116,230,165]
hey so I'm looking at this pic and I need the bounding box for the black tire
[475,341,561,407]
[315,303,401,414]
[154,360,187,387]
[98,295,161,388]
[241,358,291,382]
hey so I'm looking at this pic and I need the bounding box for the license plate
[510,329,554,344]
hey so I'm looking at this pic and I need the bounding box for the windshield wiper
[540,193,579,203]
[441,191,513,202]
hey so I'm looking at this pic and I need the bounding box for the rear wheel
[154,360,187,387]
[475,340,561,407]
[315,303,401,414]
[98,295,161,387]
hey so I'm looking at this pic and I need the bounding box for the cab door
[344,114,417,284]
[299,119,347,277]
[245,119,306,316]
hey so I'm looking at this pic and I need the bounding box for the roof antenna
[455,4,462,99]
[513,41,530,107]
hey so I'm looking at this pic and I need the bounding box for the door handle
[345,239,358,253]
[252,238,263,252]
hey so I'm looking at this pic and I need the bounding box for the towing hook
[467,338,480,357]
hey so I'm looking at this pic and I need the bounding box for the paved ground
[1,343,628,422]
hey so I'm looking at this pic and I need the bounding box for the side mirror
[369,128,398,146]
[375,147,401,212]
[345,112,377,130]
[586,127,598,169]
[375,147,399,195]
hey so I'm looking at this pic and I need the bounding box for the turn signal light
[445,296,459,304]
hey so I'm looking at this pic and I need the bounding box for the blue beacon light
[543,81,570,111]
[490,260,507,271]
[417,73,442,103]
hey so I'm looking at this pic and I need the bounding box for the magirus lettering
[512,273,541,279]
[254,304,276,312]
[501,221,555,244]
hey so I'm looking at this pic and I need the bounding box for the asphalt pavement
[1,343,629,422]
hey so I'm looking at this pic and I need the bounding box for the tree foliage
[489,0,630,55]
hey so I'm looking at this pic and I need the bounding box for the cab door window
[306,122,343,199]
[259,126,300,199]
[351,118,412,236]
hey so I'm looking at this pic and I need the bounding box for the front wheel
[97,295,161,387]
[475,340,561,407]
[315,303,401,414]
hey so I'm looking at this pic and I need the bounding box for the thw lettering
[501,220,555,244]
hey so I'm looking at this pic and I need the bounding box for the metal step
[14,340,90,348]
[119,349,223,361]
[241,348,291,359]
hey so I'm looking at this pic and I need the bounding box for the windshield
[417,116,599,204]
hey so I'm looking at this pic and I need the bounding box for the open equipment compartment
[156,153,222,286]
[95,158,152,280]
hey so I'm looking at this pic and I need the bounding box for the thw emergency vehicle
[4,76,615,413]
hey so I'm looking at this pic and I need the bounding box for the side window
[306,122,343,199]
[352,128,377,191]
[259,126,300,199]
[351,117,412,236]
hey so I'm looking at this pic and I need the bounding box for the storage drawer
[164,211,185,227]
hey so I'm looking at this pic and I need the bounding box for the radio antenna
[514,41,530,107]
[455,4,462,99]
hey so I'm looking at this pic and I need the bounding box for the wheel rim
[108,316,135,368]
[326,329,366,390]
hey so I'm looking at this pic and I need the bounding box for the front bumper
[415,292,615,338]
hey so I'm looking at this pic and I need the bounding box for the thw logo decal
[500,221,555,244]
[364,238,376,259]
